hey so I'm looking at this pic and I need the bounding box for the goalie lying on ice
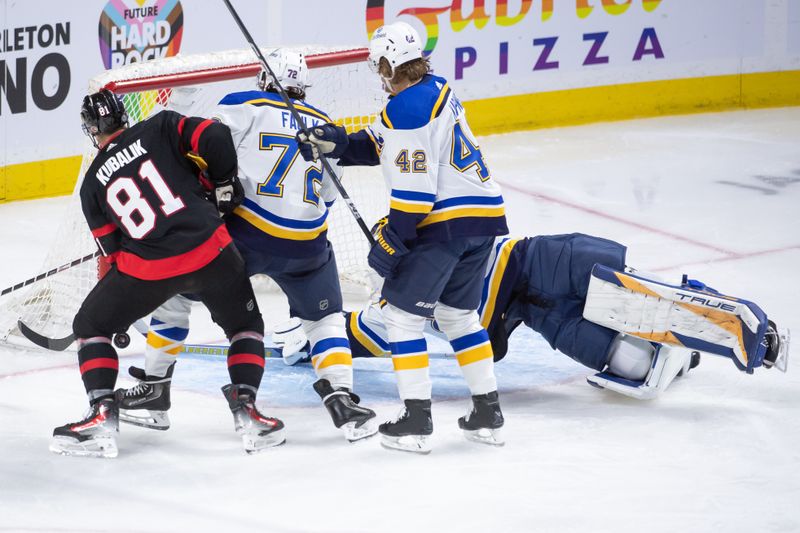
[333,233,789,400]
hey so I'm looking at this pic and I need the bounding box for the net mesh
[0,46,388,347]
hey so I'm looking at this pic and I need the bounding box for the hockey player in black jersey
[50,89,283,458]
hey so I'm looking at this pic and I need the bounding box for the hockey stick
[17,321,75,351]
[0,251,101,298]
[220,0,376,247]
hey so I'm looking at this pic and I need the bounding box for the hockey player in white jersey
[298,23,508,453]
[115,50,377,444]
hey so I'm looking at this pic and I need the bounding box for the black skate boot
[379,399,433,454]
[313,379,377,442]
[222,384,285,454]
[458,391,505,447]
[762,320,790,372]
[115,362,174,430]
[50,398,119,458]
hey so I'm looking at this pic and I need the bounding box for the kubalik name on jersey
[95,139,147,185]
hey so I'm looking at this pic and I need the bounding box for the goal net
[0,46,388,348]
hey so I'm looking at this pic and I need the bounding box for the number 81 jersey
[80,110,236,281]
[212,91,338,258]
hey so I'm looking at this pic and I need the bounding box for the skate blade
[463,428,505,447]
[242,428,287,454]
[119,409,170,431]
[342,419,378,443]
[774,328,790,373]
[49,435,118,458]
[380,434,431,454]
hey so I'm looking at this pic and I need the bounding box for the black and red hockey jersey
[80,110,237,280]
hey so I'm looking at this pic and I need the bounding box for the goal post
[0,46,388,348]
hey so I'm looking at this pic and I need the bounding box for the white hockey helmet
[368,21,423,78]
[258,49,309,97]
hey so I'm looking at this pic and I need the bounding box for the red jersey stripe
[116,224,232,281]
[91,222,118,238]
[190,119,215,153]
[227,353,266,368]
[80,357,119,374]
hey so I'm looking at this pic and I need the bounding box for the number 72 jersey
[212,90,339,258]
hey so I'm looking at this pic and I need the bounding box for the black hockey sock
[78,340,119,399]
[227,337,265,390]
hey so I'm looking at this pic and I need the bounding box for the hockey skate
[313,379,377,442]
[458,391,505,447]
[115,363,174,430]
[762,320,790,372]
[222,384,286,454]
[50,398,119,458]
[379,399,433,454]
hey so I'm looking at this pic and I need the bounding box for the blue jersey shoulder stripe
[242,197,328,229]
[432,195,504,210]
[381,75,450,130]
[390,189,436,203]
[218,91,331,122]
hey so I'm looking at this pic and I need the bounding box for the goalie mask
[368,21,423,78]
[80,89,128,146]
[258,49,309,100]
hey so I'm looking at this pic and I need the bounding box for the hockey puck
[114,332,131,349]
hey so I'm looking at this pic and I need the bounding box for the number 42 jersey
[80,110,237,280]
[212,91,338,259]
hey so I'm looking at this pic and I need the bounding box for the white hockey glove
[271,318,310,366]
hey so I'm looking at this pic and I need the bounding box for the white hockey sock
[145,295,193,377]
[434,304,497,395]
[303,313,353,390]
[383,304,431,400]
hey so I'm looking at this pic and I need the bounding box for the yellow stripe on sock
[312,351,353,370]
[456,343,494,367]
[392,354,430,371]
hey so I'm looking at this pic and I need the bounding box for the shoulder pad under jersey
[380,75,452,130]
[218,91,331,122]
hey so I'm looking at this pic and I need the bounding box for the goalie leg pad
[583,264,773,373]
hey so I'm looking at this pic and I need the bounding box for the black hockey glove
[213,175,245,216]
[296,124,349,161]
[367,221,408,279]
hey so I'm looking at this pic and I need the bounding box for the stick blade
[17,320,75,351]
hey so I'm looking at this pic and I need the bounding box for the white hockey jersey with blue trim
[212,90,337,257]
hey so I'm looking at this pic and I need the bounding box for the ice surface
[1,109,799,533]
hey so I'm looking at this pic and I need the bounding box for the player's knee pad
[383,303,427,340]
[606,334,654,381]
[433,303,481,340]
[151,294,193,330]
